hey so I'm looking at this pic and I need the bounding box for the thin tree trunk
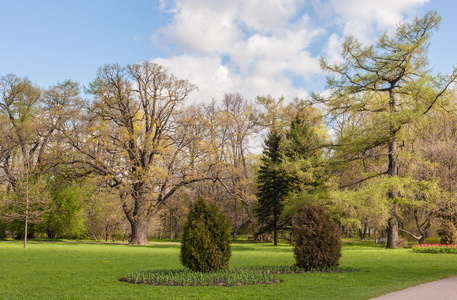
[363,221,368,239]
[24,209,28,249]
[232,197,238,240]
[273,213,278,246]
[169,213,173,240]
[24,157,30,249]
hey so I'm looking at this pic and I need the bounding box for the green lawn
[1,241,457,299]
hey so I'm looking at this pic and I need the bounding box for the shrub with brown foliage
[438,221,457,245]
[293,204,342,269]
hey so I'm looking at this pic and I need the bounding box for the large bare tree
[59,62,213,244]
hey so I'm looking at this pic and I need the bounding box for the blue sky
[0,0,455,102]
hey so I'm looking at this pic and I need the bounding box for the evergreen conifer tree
[283,111,328,194]
[255,130,290,245]
[180,198,231,272]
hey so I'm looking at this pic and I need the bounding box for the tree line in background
[1,11,457,248]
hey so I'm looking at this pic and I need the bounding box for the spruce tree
[283,110,328,194]
[255,130,290,245]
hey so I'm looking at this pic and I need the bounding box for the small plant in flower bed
[120,265,360,287]
[120,268,276,286]
[237,265,358,274]
[412,244,457,254]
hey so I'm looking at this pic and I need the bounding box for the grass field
[1,241,457,299]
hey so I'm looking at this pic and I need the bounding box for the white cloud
[322,0,430,42]
[152,0,429,104]
[154,1,241,54]
[323,33,344,65]
[317,0,430,69]
[152,55,241,103]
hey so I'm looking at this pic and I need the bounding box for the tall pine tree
[255,130,290,245]
[256,109,330,245]
[284,111,328,193]
[278,110,331,228]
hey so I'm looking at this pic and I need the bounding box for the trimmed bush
[293,204,342,270]
[438,221,457,245]
[180,198,231,272]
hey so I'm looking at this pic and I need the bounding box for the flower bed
[412,244,457,254]
[119,266,361,286]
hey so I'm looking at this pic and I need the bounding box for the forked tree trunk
[419,234,426,245]
[415,213,430,245]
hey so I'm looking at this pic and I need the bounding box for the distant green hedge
[424,238,440,244]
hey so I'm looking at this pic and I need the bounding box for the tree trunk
[273,211,278,246]
[123,189,151,245]
[386,127,399,248]
[129,216,150,245]
[273,223,278,246]
[415,214,430,245]
[386,203,399,248]
[47,231,57,239]
[232,197,238,240]
[169,213,173,240]
[419,234,426,245]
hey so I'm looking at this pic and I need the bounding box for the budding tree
[60,62,212,245]
[319,11,457,248]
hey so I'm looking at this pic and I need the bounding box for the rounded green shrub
[438,221,457,245]
[293,204,342,270]
[180,198,231,272]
